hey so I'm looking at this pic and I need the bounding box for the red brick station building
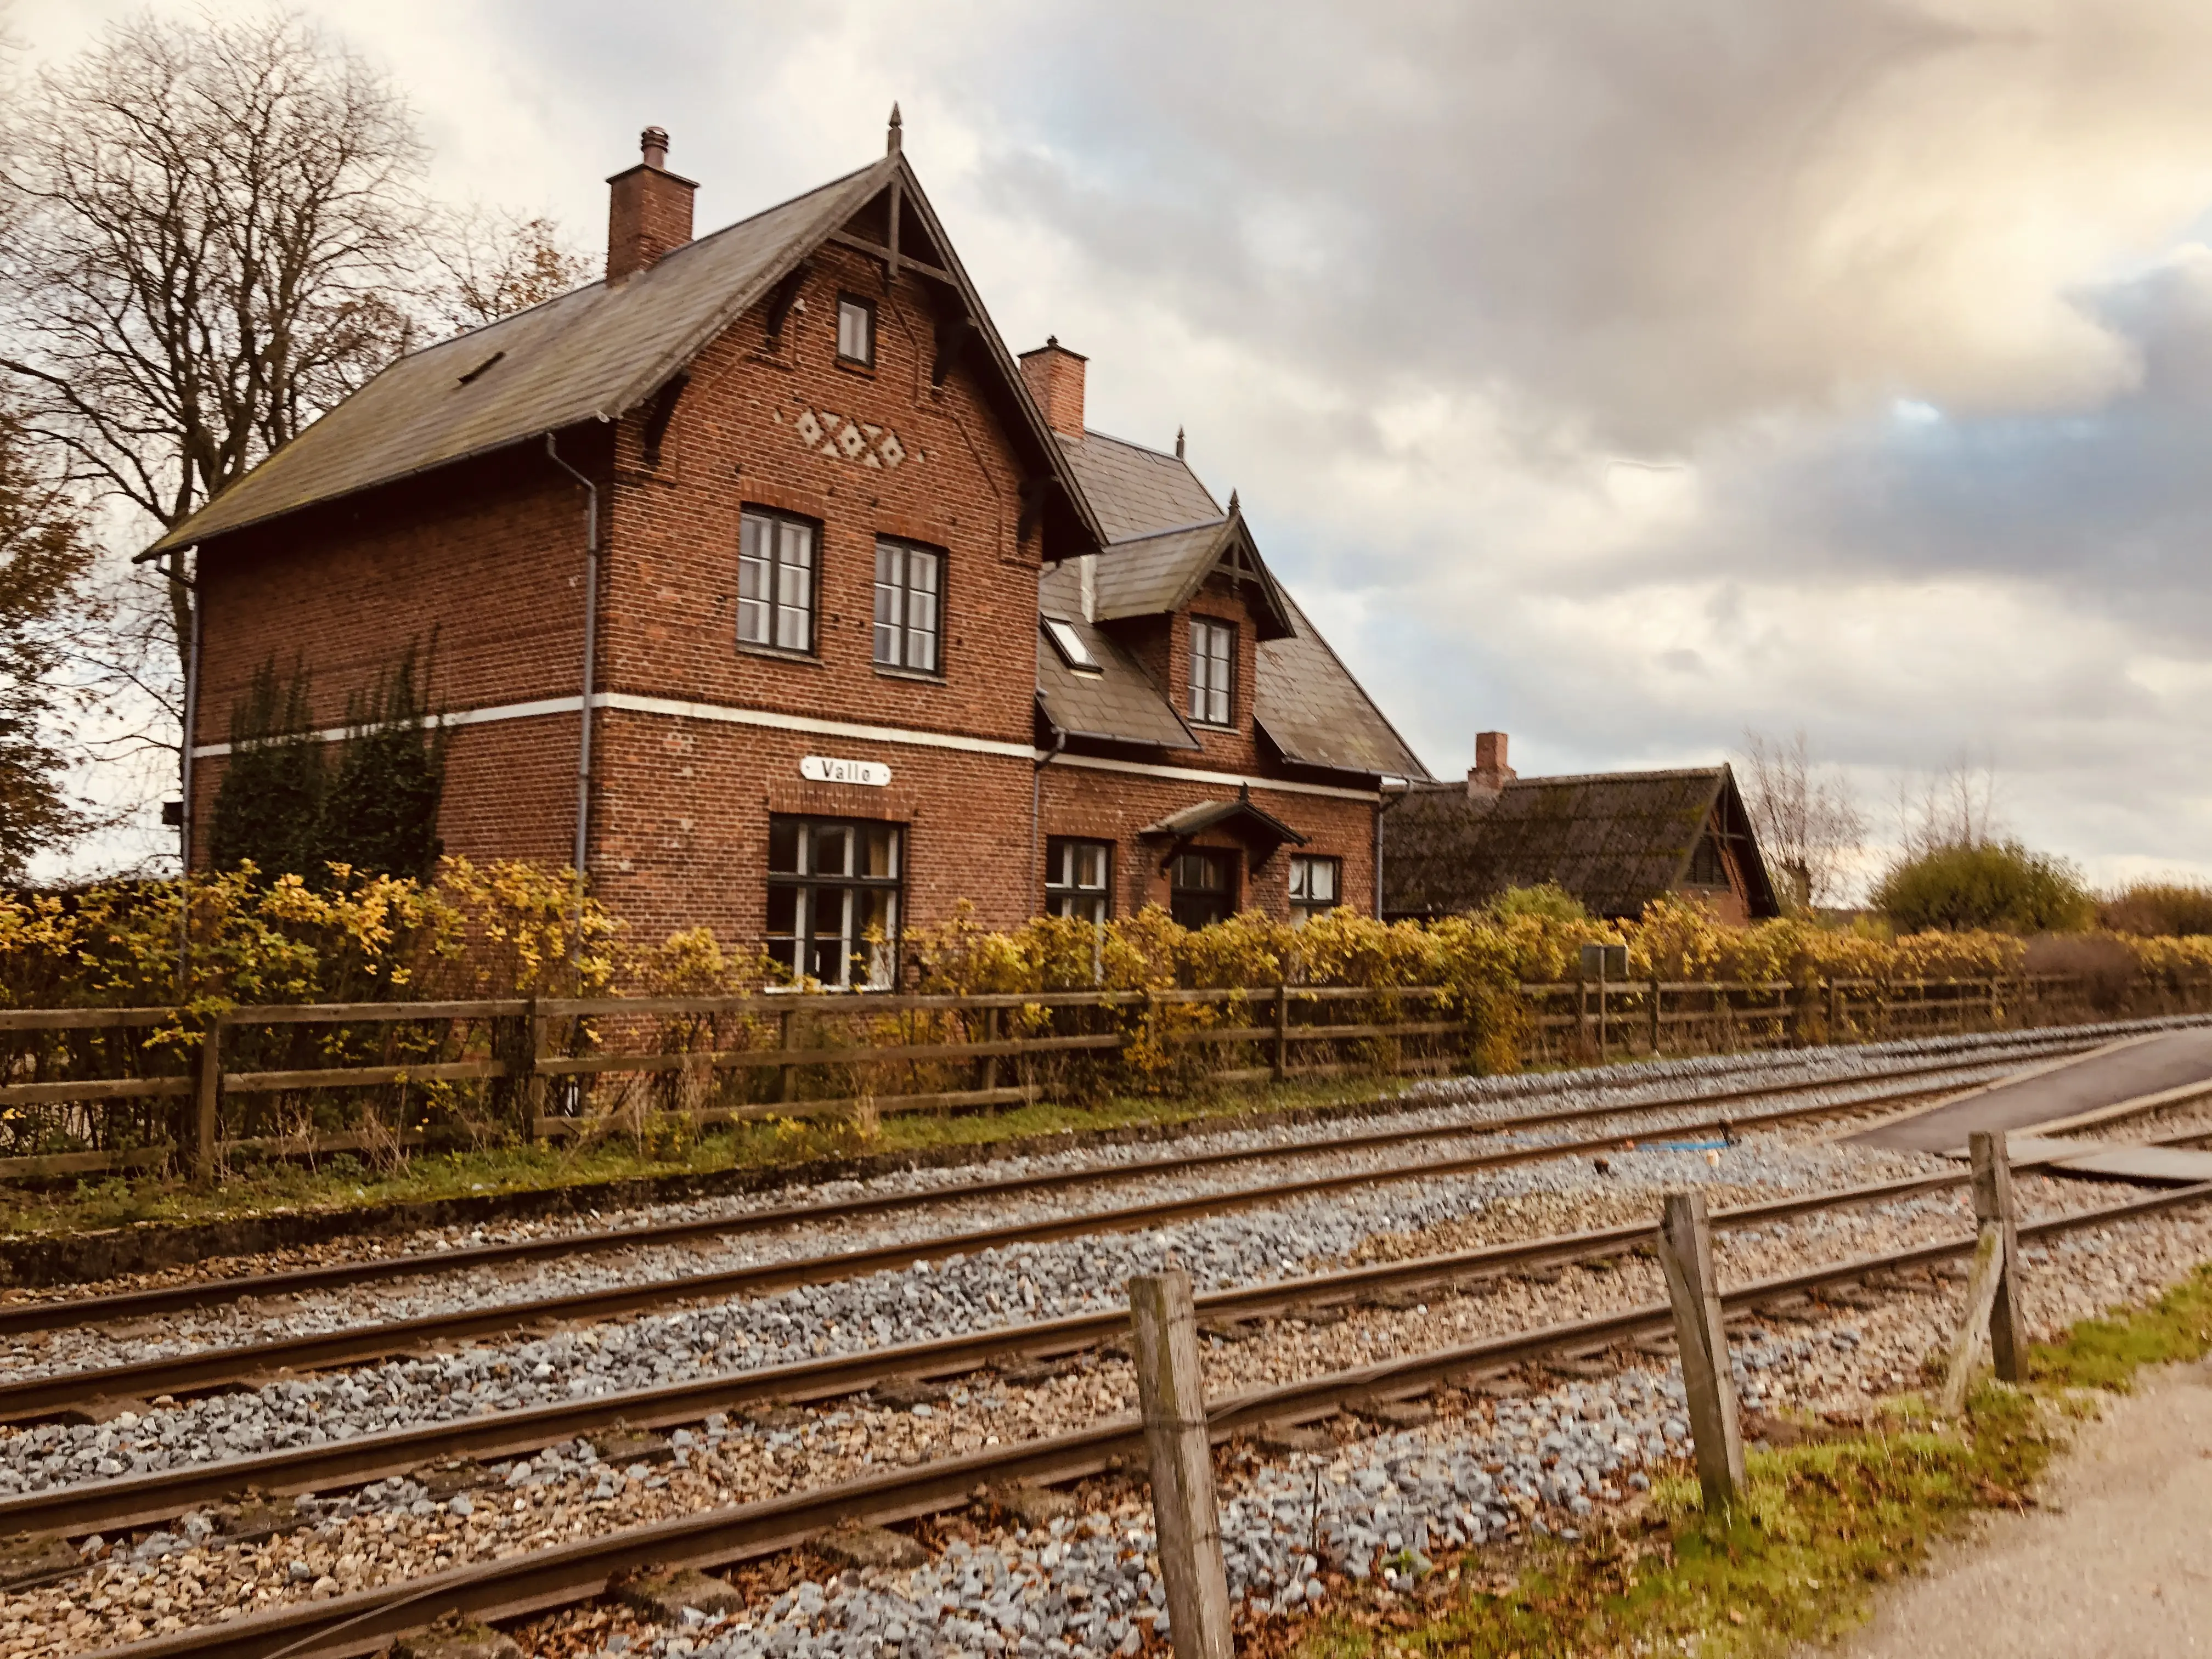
[152,120,1438,986]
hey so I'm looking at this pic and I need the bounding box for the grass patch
[1297,1263,2212,1659]
[2028,1260,2212,1391]
[0,1073,1414,1238]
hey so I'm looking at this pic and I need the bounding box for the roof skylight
[1043,617,1099,673]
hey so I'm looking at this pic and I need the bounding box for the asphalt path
[1815,1360,2212,1657]
[1852,1027,2212,1154]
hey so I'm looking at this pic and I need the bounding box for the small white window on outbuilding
[1043,617,1100,673]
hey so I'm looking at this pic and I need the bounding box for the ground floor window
[1169,847,1235,929]
[1046,838,1113,924]
[767,815,902,987]
[1288,854,1341,925]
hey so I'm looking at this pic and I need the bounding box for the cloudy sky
[20,0,2212,890]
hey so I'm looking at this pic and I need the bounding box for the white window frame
[738,509,817,654]
[1189,617,1235,726]
[1046,837,1113,924]
[1288,853,1342,926]
[836,294,876,366]
[873,539,943,674]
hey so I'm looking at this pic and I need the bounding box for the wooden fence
[2,968,2207,1183]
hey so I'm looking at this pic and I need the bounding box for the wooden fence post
[521,998,545,1144]
[1970,1130,2024,1382]
[777,1009,797,1105]
[980,1005,1001,1097]
[1128,1269,1233,1659]
[1656,1192,1744,1509]
[1648,975,1662,1056]
[193,1017,223,1183]
[1272,983,1289,1082]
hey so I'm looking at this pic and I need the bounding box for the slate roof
[1041,432,1430,782]
[1257,590,1430,780]
[1035,612,1199,751]
[1058,431,1219,540]
[149,156,1104,560]
[1382,766,1779,921]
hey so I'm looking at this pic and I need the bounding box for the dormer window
[1188,617,1235,726]
[1043,617,1099,673]
[837,295,876,366]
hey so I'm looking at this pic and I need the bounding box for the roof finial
[1227,487,1239,513]
[1175,426,1185,460]
[887,103,903,155]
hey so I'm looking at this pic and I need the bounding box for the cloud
[16,0,2212,889]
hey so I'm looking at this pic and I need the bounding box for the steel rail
[0,1039,2082,1340]
[0,1166,1973,1540]
[0,1066,1997,1419]
[80,1173,2212,1659]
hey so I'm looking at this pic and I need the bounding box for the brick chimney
[1469,730,1516,800]
[606,126,697,283]
[1019,337,1087,436]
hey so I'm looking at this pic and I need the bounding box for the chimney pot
[1469,730,1516,800]
[1018,337,1088,437]
[606,125,697,283]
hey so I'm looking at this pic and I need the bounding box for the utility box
[1580,943,1628,980]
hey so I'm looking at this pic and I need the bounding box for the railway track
[75,1170,2212,1659]
[11,1105,2194,1547]
[0,1054,2033,1417]
[0,1034,2094,1339]
[0,1165,1969,1539]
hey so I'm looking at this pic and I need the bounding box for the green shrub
[1486,882,1589,924]
[2101,881,2212,938]
[1872,841,2094,934]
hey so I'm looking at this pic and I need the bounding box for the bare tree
[0,15,591,874]
[428,208,592,335]
[0,11,433,705]
[1736,729,1867,911]
[1894,751,2006,859]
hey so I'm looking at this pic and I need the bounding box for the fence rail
[0,969,2207,1183]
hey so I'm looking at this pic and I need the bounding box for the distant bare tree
[0,14,585,871]
[1736,729,1867,911]
[1894,752,2005,859]
[430,208,591,335]
[0,12,431,718]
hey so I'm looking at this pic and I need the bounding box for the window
[1169,848,1235,929]
[1288,855,1341,925]
[766,816,902,988]
[1043,617,1099,673]
[873,540,942,673]
[1686,832,1729,888]
[1189,617,1235,726]
[837,295,876,366]
[738,509,816,653]
[1047,838,1113,924]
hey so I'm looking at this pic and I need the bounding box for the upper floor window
[873,540,942,673]
[837,295,876,366]
[1686,831,1730,888]
[739,508,816,654]
[1288,854,1341,926]
[1047,838,1113,925]
[1189,617,1235,726]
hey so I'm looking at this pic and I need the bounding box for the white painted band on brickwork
[1048,751,1380,803]
[188,688,1384,803]
[591,691,1037,759]
[187,695,589,759]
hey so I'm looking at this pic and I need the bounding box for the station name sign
[800,755,891,787]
